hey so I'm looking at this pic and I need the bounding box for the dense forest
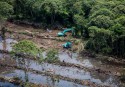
[0,0,125,58]
[0,0,125,87]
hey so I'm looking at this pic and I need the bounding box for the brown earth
[0,22,125,87]
[5,22,76,51]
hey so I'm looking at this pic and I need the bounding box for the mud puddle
[2,70,85,87]
[0,36,122,87]
[0,52,120,87]
[0,81,20,87]
[58,51,124,73]
[58,51,93,68]
[13,56,119,87]
[0,36,17,51]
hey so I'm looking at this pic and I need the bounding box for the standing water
[0,36,17,51]
[0,54,120,87]
[0,37,123,87]
[2,70,85,87]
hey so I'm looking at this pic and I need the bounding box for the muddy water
[2,70,85,87]
[0,81,20,87]
[58,51,93,68]
[6,57,119,87]
[0,53,120,87]
[0,52,121,87]
[0,37,123,87]
[0,53,86,87]
[58,51,124,72]
[0,37,17,51]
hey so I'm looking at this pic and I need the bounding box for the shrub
[85,28,113,54]
[45,49,58,62]
[89,15,114,29]
[13,40,42,57]
[113,35,125,58]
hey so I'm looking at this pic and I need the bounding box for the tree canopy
[1,0,125,58]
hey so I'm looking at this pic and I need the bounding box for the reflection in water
[0,41,121,87]
[0,37,17,51]
[3,70,84,87]
[13,57,119,87]
[0,36,6,59]
[2,40,6,59]
[3,39,6,51]
[0,36,2,41]
[0,81,20,87]
[0,50,120,87]
[0,37,17,58]
[59,51,93,68]
[15,56,30,83]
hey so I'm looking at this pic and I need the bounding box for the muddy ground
[5,22,76,50]
[0,22,125,87]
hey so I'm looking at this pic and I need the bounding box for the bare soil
[0,22,125,87]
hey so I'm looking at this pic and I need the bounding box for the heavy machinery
[57,28,73,37]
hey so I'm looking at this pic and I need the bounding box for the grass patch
[44,49,59,63]
[12,40,43,59]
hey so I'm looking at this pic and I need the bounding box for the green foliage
[86,28,113,54]
[88,26,100,37]
[45,49,58,62]
[13,40,42,57]
[113,4,125,16]
[0,0,125,58]
[115,16,125,26]
[89,15,113,29]
[0,1,13,19]
[110,23,125,36]
[90,8,114,19]
[113,35,125,58]
[0,0,14,5]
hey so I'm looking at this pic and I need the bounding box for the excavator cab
[57,28,74,37]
